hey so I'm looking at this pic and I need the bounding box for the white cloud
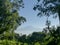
[15,25,42,35]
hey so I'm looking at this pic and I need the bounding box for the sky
[15,0,59,35]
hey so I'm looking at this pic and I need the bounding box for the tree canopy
[33,0,60,24]
[0,0,26,34]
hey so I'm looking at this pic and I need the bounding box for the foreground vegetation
[0,26,60,45]
[0,0,60,45]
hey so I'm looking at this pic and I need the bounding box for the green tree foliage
[33,1,60,44]
[26,32,46,45]
[0,0,26,34]
[18,34,27,43]
[33,0,60,24]
[43,26,60,45]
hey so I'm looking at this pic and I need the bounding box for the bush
[0,39,22,45]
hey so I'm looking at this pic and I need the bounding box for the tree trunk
[58,9,60,26]
[58,15,60,26]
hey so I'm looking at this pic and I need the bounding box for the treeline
[0,30,46,45]
[0,26,60,45]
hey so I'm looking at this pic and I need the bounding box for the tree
[43,26,60,45]
[0,0,26,34]
[19,35,27,43]
[33,0,60,25]
[27,32,46,45]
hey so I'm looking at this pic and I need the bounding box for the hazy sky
[15,0,59,35]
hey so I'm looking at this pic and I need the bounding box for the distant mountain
[15,26,42,35]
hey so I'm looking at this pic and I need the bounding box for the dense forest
[0,0,60,45]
